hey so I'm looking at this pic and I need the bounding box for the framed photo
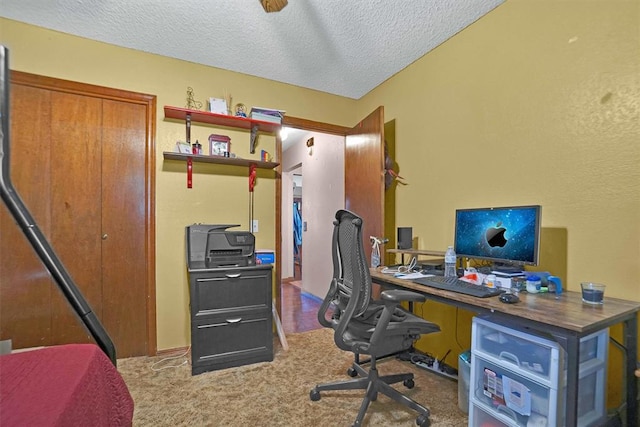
[209,134,231,156]
[208,97,228,115]
[176,141,192,154]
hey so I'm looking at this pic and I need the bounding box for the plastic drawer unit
[468,316,608,427]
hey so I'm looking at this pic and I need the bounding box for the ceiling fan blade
[260,0,288,13]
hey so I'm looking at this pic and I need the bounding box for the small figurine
[234,103,247,117]
[185,87,203,110]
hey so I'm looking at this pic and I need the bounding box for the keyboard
[412,276,504,298]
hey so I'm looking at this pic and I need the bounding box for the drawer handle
[226,318,242,324]
[498,351,521,367]
[225,273,242,278]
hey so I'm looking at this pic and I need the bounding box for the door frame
[275,116,350,315]
[9,71,157,355]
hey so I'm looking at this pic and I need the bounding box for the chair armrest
[367,290,427,347]
[381,289,426,304]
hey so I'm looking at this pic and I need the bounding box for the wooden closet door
[0,84,54,346]
[49,91,103,344]
[101,99,148,356]
[1,73,155,357]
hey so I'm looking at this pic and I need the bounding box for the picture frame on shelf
[208,97,228,115]
[176,141,192,154]
[209,134,231,157]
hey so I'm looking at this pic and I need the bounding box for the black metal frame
[0,46,116,365]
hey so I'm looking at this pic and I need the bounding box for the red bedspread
[0,344,134,426]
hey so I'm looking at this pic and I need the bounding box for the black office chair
[310,210,440,427]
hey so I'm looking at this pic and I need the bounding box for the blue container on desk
[548,276,563,295]
[525,272,563,295]
[256,250,275,264]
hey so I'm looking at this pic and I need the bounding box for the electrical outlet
[252,220,259,232]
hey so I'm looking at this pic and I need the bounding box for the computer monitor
[454,205,541,268]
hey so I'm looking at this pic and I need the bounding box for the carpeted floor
[117,328,469,426]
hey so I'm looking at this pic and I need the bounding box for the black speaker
[397,227,412,249]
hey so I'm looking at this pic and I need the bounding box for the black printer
[186,224,255,269]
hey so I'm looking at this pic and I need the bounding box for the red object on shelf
[187,157,193,188]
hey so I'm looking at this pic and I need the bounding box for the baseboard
[156,346,190,357]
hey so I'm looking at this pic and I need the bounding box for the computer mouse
[499,293,520,304]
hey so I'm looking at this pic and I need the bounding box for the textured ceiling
[0,0,504,99]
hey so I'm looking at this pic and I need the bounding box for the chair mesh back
[334,210,371,318]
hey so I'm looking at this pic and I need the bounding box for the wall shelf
[164,106,281,133]
[163,105,281,188]
[163,152,279,169]
[164,105,280,154]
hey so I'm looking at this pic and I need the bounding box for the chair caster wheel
[416,415,430,426]
[347,367,358,377]
[310,389,321,401]
[403,378,415,389]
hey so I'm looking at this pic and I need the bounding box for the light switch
[252,220,259,232]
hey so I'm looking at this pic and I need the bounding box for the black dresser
[186,225,273,375]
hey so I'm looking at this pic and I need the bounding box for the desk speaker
[397,227,412,249]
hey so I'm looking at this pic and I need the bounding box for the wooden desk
[370,268,640,427]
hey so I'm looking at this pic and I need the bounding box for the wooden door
[101,99,149,356]
[0,72,155,357]
[345,106,385,263]
[0,84,54,345]
[49,91,103,344]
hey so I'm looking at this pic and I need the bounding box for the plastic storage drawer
[578,329,608,365]
[470,317,609,427]
[471,404,511,427]
[470,355,561,427]
[560,357,608,426]
[472,316,562,387]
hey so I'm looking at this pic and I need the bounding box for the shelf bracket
[250,125,258,154]
[249,163,257,192]
[186,113,192,145]
[187,156,193,188]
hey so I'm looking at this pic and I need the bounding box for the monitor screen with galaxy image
[454,205,541,267]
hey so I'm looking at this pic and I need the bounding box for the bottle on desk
[444,246,457,278]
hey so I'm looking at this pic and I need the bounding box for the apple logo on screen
[486,221,508,247]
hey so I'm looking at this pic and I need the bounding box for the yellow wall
[0,18,359,350]
[360,0,639,406]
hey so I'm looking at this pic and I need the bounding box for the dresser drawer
[472,316,562,387]
[190,266,272,315]
[191,311,273,375]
